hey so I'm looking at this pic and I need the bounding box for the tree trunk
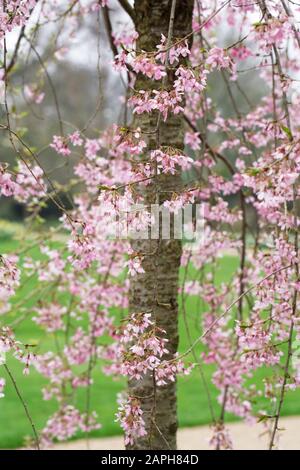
[128,0,194,450]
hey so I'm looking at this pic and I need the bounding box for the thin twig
[3,364,40,450]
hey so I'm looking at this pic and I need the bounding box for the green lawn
[1,228,300,448]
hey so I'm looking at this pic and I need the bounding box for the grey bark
[128,0,194,450]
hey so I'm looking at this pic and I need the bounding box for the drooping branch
[102,6,119,58]
[118,0,136,22]
[5,25,26,78]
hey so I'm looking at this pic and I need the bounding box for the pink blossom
[0,378,5,398]
[40,405,100,448]
[0,166,18,197]
[230,45,252,61]
[206,47,232,70]
[132,55,166,80]
[85,139,101,159]
[0,255,20,315]
[24,85,45,104]
[209,424,233,450]
[185,131,201,151]
[115,395,147,446]
[50,136,71,156]
[33,304,67,332]
[69,131,83,147]
[125,256,145,277]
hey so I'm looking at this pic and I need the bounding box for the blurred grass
[1,221,300,448]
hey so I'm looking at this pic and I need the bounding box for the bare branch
[5,25,26,77]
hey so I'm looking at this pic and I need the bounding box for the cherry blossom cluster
[115,395,147,446]
[0,165,18,197]
[0,163,46,203]
[39,405,100,449]
[24,85,45,105]
[0,0,37,39]
[209,423,233,451]
[0,377,5,398]
[0,326,36,376]
[0,255,20,315]
[113,312,192,444]
[151,148,194,175]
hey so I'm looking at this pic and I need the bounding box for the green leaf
[281,125,293,140]
[257,414,273,423]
